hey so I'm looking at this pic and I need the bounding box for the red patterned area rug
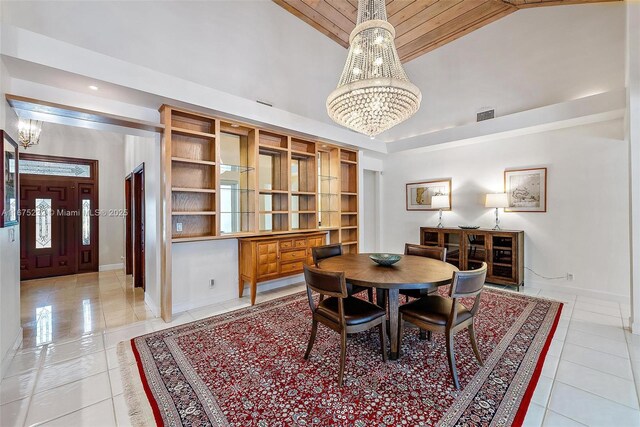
[118,288,562,427]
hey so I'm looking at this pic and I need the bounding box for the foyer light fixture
[326,0,422,137]
[17,118,43,149]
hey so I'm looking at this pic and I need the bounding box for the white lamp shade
[431,195,450,209]
[485,193,509,208]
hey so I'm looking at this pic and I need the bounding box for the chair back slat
[450,263,487,298]
[312,244,343,266]
[304,264,348,298]
[404,243,447,262]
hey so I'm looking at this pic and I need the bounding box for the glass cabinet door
[490,235,516,281]
[442,231,462,268]
[465,232,487,270]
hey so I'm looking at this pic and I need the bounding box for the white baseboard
[99,263,124,272]
[0,327,23,381]
[172,275,305,314]
[631,320,640,335]
[525,279,629,303]
[144,293,160,318]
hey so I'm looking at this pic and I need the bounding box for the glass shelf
[219,188,255,193]
[219,164,255,173]
[220,211,255,214]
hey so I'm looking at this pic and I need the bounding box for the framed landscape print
[406,179,451,211]
[1,130,19,227]
[504,168,546,212]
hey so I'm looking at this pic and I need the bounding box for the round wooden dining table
[318,253,459,360]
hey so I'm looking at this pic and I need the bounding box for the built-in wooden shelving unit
[160,105,359,250]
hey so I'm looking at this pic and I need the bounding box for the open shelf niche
[161,105,360,248]
[290,138,317,231]
[339,148,359,253]
[219,121,256,235]
[258,131,289,232]
[317,145,340,244]
[167,108,218,241]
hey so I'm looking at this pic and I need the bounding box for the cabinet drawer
[279,240,293,250]
[280,249,306,262]
[280,261,304,274]
[294,238,307,248]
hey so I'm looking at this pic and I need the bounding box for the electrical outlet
[566,273,574,281]
[209,279,215,289]
[176,222,183,232]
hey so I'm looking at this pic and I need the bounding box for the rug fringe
[118,341,157,427]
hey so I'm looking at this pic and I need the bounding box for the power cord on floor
[525,267,566,280]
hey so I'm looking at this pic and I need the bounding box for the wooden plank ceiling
[273,0,619,62]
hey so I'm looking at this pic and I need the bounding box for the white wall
[0,1,625,143]
[381,119,630,299]
[362,170,379,253]
[171,239,308,313]
[124,134,161,316]
[1,0,345,129]
[25,122,125,267]
[0,54,23,379]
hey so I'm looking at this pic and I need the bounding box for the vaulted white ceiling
[0,0,626,143]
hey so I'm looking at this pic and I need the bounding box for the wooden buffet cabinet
[239,231,327,305]
[420,227,524,287]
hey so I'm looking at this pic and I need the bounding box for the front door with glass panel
[20,180,78,279]
[19,155,99,280]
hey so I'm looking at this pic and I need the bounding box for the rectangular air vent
[477,109,495,122]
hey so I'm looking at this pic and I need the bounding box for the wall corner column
[627,1,640,334]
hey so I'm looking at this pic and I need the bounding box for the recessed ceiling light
[88,85,99,91]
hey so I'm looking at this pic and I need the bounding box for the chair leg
[446,329,460,389]
[304,320,318,360]
[367,288,374,302]
[379,323,388,362]
[419,329,427,340]
[338,330,347,387]
[469,323,483,366]
[397,315,404,356]
[427,331,432,341]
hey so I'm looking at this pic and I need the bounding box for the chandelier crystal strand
[326,0,421,137]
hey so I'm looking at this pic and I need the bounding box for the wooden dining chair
[398,263,487,389]
[399,244,447,302]
[303,265,387,386]
[312,243,374,302]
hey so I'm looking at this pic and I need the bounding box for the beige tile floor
[19,270,154,349]
[1,282,640,426]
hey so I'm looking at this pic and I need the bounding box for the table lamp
[431,195,450,228]
[485,193,509,230]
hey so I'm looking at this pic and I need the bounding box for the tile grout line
[21,344,49,427]
[621,308,640,411]
[541,304,640,426]
[544,408,589,426]
[28,397,114,427]
[103,332,120,426]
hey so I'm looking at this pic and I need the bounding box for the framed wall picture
[406,179,451,211]
[1,130,19,227]
[504,167,547,212]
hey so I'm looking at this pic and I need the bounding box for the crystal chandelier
[326,0,422,137]
[18,118,43,149]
